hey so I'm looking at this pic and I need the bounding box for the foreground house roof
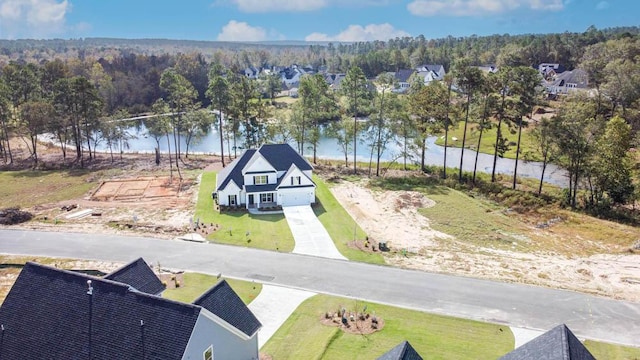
[0,262,199,359]
[0,261,262,359]
[104,257,165,295]
[378,340,423,360]
[193,280,261,338]
[500,324,596,360]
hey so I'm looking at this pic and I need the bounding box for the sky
[0,0,638,42]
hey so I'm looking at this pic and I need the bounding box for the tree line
[0,28,638,212]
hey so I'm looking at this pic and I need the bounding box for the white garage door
[280,192,308,207]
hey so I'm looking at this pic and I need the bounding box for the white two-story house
[215,143,316,209]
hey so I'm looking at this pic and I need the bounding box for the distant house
[243,66,260,79]
[539,63,566,80]
[543,69,589,95]
[378,341,423,360]
[416,64,446,84]
[325,73,346,91]
[500,324,596,360]
[0,261,261,360]
[477,64,499,74]
[104,257,166,296]
[392,69,416,93]
[215,143,316,209]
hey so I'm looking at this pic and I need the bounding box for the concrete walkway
[283,205,347,260]
[510,326,544,348]
[248,285,316,348]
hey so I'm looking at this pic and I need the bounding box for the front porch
[246,192,278,211]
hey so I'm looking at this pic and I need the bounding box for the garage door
[280,192,308,207]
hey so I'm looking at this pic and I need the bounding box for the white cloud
[229,0,327,12]
[595,1,609,10]
[216,20,268,41]
[305,23,410,42]
[407,0,564,17]
[0,0,70,38]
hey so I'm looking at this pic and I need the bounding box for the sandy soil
[330,178,640,302]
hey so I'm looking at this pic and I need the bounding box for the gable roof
[104,257,165,295]
[394,69,416,83]
[500,324,596,360]
[0,262,200,360]
[193,280,261,338]
[216,149,256,191]
[378,341,423,360]
[258,143,312,172]
[552,69,589,88]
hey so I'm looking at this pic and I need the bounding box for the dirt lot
[330,176,640,302]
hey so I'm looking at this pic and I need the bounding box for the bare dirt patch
[328,176,640,302]
[331,180,450,252]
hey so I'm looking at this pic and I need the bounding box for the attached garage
[278,188,314,207]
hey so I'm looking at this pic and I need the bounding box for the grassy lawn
[585,340,640,360]
[195,172,295,252]
[163,272,262,305]
[261,294,514,359]
[435,122,542,162]
[0,170,96,209]
[313,175,385,265]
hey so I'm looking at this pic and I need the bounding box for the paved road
[1,229,639,347]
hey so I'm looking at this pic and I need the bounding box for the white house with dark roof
[0,260,261,360]
[215,143,316,209]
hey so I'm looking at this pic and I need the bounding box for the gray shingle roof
[0,262,200,359]
[378,341,423,360]
[500,324,596,360]
[394,69,416,83]
[216,144,312,193]
[216,149,256,191]
[104,257,165,295]
[193,280,262,337]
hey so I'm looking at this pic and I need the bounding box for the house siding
[217,180,242,207]
[182,313,259,360]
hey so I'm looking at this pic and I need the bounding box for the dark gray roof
[258,144,312,172]
[104,257,165,295]
[500,324,596,360]
[216,149,256,191]
[0,262,200,360]
[216,144,311,193]
[395,69,416,83]
[193,280,261,337]
[552,69,589,88]
[378,341,423,360]
[245,183,278,193]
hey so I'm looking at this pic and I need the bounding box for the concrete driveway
[248,285,316,348]
[283,205,347,260]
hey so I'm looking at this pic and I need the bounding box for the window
[290,176,301,186]
[260,193,274,203]
[203,346,213,360]
[254,175,268,185]
[228,195,237,206]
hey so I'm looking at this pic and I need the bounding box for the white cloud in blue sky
[306,23,410,42]
[0,0,69,38]
[596,1,609,10]
[229,0,327,13]
[408,0,564,17]
[216,20,269,41]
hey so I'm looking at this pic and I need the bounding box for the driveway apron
[283,205,347,260]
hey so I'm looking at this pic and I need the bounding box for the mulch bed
[320,312,385,335]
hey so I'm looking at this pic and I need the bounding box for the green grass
[0,170,95,209]
[370,178,533,251]
[314,175,385,265]
[435,122,542,161]
[195,172,295,252]
[162,272,262,305]
[261,294,514,359]
[585,340,640,360]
